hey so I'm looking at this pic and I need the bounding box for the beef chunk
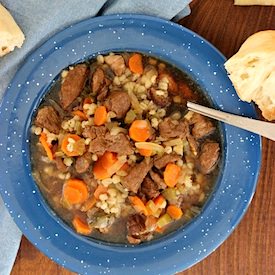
[150,88,170,107]
[159,117,189,139]
[82,125,107,139]
[75,152,93,174]
[60,64,88,109]
[105,132,134,155]
[104,91,131,119]
[104,55,126,76]
[82,173,98,190]
[140,177,160,200]
[122,159,153,193]
[198,141,220,174]
[190,114,215,140]
[55,157,68,173]
[92,68,105,93]
[83,126,133,156]
[35,106,60,134]
[149,170,166,189]
[154,153,181,169]
[127,214,152,244]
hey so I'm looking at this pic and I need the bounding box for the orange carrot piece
[138,148,153,157]
[129,53,144,74]
[81,196,97,212]
[62,179,89,205]
[129,196,149,216]
[155,226,165,233]
[93,160,110,180]
[167,205,183,220]
[94,185,108,199]
[164,163,181,187]
[61,134,84,157]
[119,162,129,171]
[159,73,178,95]
[154,195,166,209]
[83,97,93,105]
[72,110,88,121]
[39,132,54,160]
[94,105,107,126]
[72,216,92,235]
[100,151,117,170]
[129,120,151,142]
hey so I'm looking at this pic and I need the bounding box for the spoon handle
[187,101,275,141]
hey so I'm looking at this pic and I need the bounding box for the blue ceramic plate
[0,14,261,274]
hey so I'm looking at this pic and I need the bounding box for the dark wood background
[11,0,275,274]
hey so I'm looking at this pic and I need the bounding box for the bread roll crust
[0,4,25,57]
[224,30,275,121]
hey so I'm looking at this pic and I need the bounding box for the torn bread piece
[234,0,275,5]
[224,30,275,121]
[0,4,25,57]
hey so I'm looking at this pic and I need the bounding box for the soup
[30,52,221,244]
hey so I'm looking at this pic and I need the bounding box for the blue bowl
[0,14,261,274]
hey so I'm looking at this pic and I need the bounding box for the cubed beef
[159,117,189,139]
[140,177,160,200]
[154,153,181,169]
[84,126,134,156]
[82,125,107,139]
[104,55,126,76]
[122,159,153,193]
[127,214,153,244]
[198,141,220,174]
[55,157,68,173]
[190,113,215,140]
[92,68,105,93]
[104,91,131,119]
[105,132,134,156]
[60,64,88,109]
[150,88,170,107]
[82,173,98,190]
[149,170,166,189]
[34,106,60,134]
[75,152,93,174]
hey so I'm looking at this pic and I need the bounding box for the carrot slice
[129,120,151,142]
[72,110,88,121]
[39,132,54,160]
[154,195,167,209]
[128,53,144,74]
[138,148,153,157]
[72,216,92,235]
[62,179,89,205]
[61,134,85,157]
[155,226,165,233]
[119,162,129,171]
[81,196,97,212]
[94,105,107,126]
[93,160,110,180]
[159,73,178,95]
[164,163,181,187]
[167,205,183,220]
[94,185,108,199]
[83,97,93,105]
[100,151,117,170]
[129,196,149,216]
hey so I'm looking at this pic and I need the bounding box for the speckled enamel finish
[0,14,261,275]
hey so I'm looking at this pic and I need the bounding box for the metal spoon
[187,101,275,141]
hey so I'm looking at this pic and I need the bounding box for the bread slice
[224,30,275,121]
[0,4,25,57]
[234,0,275,5]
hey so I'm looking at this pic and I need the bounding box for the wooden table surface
[11,0,275,274]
